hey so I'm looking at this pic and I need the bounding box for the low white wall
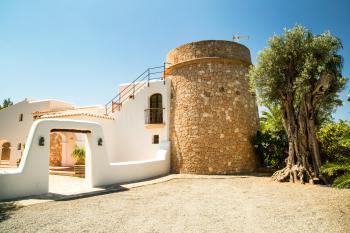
[0,119,170,201]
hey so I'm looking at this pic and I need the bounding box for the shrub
[320,162,350,188]
[252,106,289,169]
[318,121,350,188]
[252,130,288,169]
[72,146,85,165]
[317,120,350,163]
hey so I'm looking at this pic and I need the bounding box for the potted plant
[72,146,85,177]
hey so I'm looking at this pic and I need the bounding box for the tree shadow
[0,201,22,222]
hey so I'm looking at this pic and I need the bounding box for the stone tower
[166,40,259,174]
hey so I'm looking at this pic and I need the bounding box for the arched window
[148,94,163,124]
[150,93,162,109]
[1,142,11,160]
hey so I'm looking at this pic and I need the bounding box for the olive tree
[249,25,346,183]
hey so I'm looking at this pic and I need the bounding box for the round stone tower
[166,40,259,174]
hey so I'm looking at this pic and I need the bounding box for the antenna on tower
[233,34,250,42]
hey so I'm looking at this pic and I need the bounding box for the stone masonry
[166,40,259,174]
[50,132,62,166]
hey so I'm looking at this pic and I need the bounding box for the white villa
[0,78,168,168]
[0,73,171,200]
[0,40,259,200]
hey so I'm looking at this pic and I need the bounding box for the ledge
[164,57,251,77]
[166,40,251,65]
[144,123,166,129]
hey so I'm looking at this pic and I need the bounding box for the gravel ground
[1,176,350,233]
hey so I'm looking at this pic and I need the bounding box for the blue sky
[1,0,349,120]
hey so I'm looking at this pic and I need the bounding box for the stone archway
[1,142,11,160]
[50,133,62,166]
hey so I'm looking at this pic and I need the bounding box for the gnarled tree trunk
[272,95,320,184]
[271,73,335,184]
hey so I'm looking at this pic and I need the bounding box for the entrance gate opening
[49,129,91,195]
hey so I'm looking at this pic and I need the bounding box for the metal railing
[105,63,171,115]
[144,108,164,124]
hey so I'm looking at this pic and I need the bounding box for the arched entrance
[1,142,11,161]
[0,118,170,200]
[49,130,86,177]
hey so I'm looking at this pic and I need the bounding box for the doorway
[49,129,90,194]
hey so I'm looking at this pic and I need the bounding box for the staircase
[104,63,171,115]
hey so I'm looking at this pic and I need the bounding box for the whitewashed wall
[50,115,116,163]
[110,79,171,162]
[0,79,172,200]
[0,119,170,200]
[0,99,74,165]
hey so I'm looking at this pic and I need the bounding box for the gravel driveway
[1,176,350,233]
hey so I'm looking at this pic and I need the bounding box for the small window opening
[152,135,159,144]
[17,143,22,150]
[19,113,23,122]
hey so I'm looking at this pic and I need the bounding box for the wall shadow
[0,201,22,223]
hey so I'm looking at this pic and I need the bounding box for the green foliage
[320,162,350,188]
[320,162,350,176]
[333,173,350,189]
[252,130,288,168]
[72,146,85,165]
[260,105,284,133]
[317,120,350,163]
[0,98,13,110]
[319,121,350,188]
[252,105,288,168]
[249,25,346,125]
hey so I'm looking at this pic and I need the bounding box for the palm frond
[320,162,350,176]
[333,173,350,189]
